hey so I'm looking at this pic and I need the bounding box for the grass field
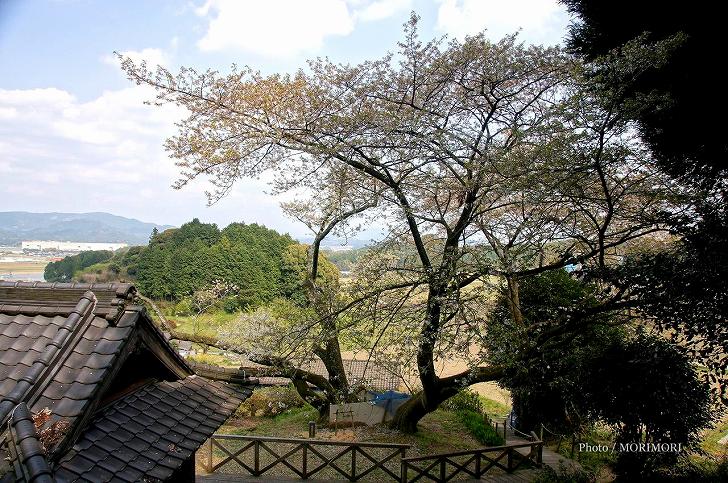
[0,261,48,273]
[702,416,728,456]
[168,311,240,337]
[222,404,498,455]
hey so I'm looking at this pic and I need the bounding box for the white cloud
[0,107,17,120]
[102,47,170,68]
[0,85,304,234]
[0,88,74,107]
[194,0,411,57]
[354,0,412,22]
[196,0,354,56]
[435,0,568,45]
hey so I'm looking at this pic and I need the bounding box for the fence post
[254,440,260,476]
[401,459,407,483]
[475,451,481,478]
[440,459,446,481]
[351,446,357,481]
[207,437,213,473]
[537,442,543,465]
[507,448,513,472]
[570,434,576,458]
[309,421,316,438]
[302,443,308,478]
[503,418,508,442]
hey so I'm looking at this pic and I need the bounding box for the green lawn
[223,400,506,455]
[167,311,239,337]
[480,394,510,418]
[701,417,728,457]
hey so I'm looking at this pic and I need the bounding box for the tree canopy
[135,219,297,308]
[565,0,727,402]
[120,15,693,431]
[564,0,726,186]
[44,250,114,282]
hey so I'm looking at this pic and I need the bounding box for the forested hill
[136,219,300,307]
[55,218,335,310]
[0,211,173,245]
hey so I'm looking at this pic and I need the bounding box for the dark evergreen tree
[133,220,302,307]
[564,0,727,401]
[44,250,114,282]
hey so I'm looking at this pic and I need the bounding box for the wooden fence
[201,434,410,481]
[400,440,543,482]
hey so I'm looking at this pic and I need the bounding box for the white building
[21,240,128,252]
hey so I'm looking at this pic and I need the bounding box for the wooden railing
[201,434,410,481]
[401,440,543,482]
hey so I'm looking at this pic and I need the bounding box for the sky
[0,0,570,238]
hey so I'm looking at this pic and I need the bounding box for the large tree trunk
[290,378,330,421]
[390,365,506,432]
[313,317,352,401]
[389,392,431,433]
[306,238,353,404]
[505,275,525,326]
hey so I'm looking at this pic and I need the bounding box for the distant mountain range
[0,212,174,246]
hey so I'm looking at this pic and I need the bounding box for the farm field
[0,261,48,272]
[0,260,48,281]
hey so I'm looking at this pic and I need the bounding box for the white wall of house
[21,240,128,252]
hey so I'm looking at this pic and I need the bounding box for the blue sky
[0,0,570,237]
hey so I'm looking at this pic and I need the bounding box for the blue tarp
[369,390,410,415]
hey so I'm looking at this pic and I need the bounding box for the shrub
[442,389,483,414]
[172,298,193,316]
[533,463,594,483]
[457,410,504,446]
[237,386,306,418]
[222,295,241,313]
[651,456,728,483]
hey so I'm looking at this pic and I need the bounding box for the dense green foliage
[279,244,340,306]
[564,5,728,475]
[487,270,714,478]
[611,225,728,402]
[44,250,113,282]
[441,389,486,415]
[487,270,616,432]
[565,0,725,186]
[74,246,144,283]
[135,219,296,307]
[456,410,504,446]
[593,333,713,478]
[52,219,339,313]
[565,0,727,404]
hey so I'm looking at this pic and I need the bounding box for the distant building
[21,240,128,252]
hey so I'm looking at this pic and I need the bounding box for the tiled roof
[0,282,136,323]
[0,292,149,449]
[4,403,54,483]
[0,291,97,425]
[305,359,402,392]
[0,282,252,482]
[55,377,250,482]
